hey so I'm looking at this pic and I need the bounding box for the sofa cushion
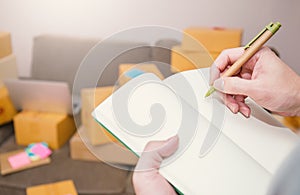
[31,34,100,92]
[72,41,152,95]
[152,39,180,64]
[0,122,13,145]
[151,39,180,77]
[31,34,153,95]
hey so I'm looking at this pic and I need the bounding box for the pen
[205,22,281,97]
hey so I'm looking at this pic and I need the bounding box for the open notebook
[92,68,299,195]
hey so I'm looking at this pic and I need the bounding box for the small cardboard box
[70,125,138,165]
[81,86,117,145]
[0,32,13,59]
[171,46,215,72]
[13,111,76,149]
[0,54,18,87]
[0,86,17,125]
[118,63,164,86]
[26,180,78,195]
[283,116,300,132]
[182,27,242,52]
[70,130,99,162]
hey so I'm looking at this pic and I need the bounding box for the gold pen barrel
[204,22,281,98]
[222,30,274,77]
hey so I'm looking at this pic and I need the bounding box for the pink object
[31,143,52,159]
[8,152,31,169]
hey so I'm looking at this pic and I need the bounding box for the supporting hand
[133,135,179,195]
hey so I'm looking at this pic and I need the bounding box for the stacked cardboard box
[0,55,18,87]
[70,64,164,163]
[0,32,12,59]
[70,130,100,162]
[81,86,117,145]
[0,32,18,125]
[69,126,138,165]
[283,116,300,132]
[14,111,76,150]
[118,63,164,86]
[70,86,138,165]
[7,30,75,150]
[171,27,243,72]
[171,46,215,72]
[0,87,17,125]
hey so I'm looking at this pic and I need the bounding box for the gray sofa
[0,34,179,195]
[30,34,177,95]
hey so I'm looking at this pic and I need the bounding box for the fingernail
[240,109,250,118]
[245,109,251,118]
[229,103,238,113]
[167,135,179,143]
[238,106,250,118]
[213,78,224,91]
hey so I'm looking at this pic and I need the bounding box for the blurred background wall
[0,0,299,77]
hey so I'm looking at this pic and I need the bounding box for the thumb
[213,77,255,96]
[135,135,179,171]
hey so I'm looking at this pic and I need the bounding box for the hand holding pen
[208,43,300,117]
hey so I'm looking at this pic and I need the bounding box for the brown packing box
[0,149,51,175]
[0,54,18,87]
[182,27,242,52]
[70,125,138,165]
[171,46,215,72]
[0,86,17,125]
[13,111,76,150]
[70,129,99,162]
[283,116,300,132]
[81,86,117,145]
[271,115,300,133]
[0,32,13,59]
[118,63,164,86]
[26,180,78,195]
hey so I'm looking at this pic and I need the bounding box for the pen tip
[204,87,216,98]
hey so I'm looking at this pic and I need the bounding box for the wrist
[296,85,300,117]
[292,76,300,116]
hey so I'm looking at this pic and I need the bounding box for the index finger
[209,47,245,85]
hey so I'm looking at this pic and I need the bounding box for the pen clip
[244,22,281,50]
[244,25,269,50]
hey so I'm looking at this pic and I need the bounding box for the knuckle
[260,47,276,57]
[261,46,271,52]
[223,79,235,93]
[219,49,231,57]
[144,141,156,150]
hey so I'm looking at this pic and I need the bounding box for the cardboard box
[26,180,78,195]
[0,86,17,125]
[0,55,17,75]
[0,32,12,59]
[70,125,138,165]
[70,130,99,162]
[13,111,76,149]
[171,46,215,72]
[81,86,117,145]
[0,54,18,87]
[0,149,51,175]
[118,63,164,85]
[283,116,300,132]
[182,27,242,52]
